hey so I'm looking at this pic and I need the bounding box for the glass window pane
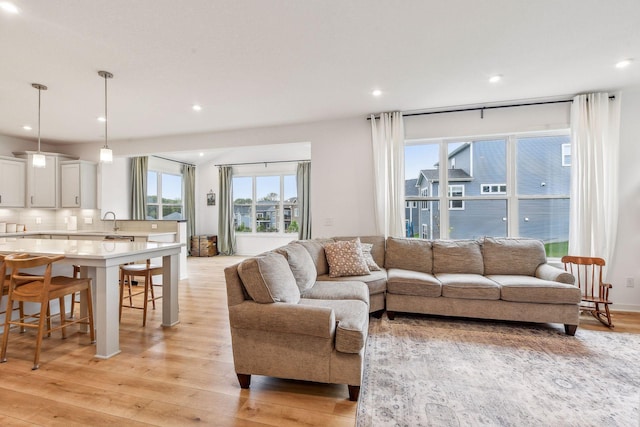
[448,139,506,197]
[161,174,182,204]
[517,135,570,196]
[147,172,158,204]
[162,205,183,220]
[519,199,569,257]
[146,205,158,220]
[283,175,298,233]
[405,143,440,238]
[412,200,440,239]
[256,176,280,233]
[233,176,252,233]
[449,200,507,239]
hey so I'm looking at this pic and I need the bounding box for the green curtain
[297,161,311,240]
[131,156,148,220]
[182,164,196,255]
[218,166,236,255]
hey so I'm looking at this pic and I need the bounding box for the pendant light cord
[31,83,47,154]
[98,71,113,150]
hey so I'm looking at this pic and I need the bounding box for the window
[481,184,507,194]
[232,174,298,234]
[146,171,183,220]
[562,143,571,166]
[448,185,464,210]
[404,133,570,257]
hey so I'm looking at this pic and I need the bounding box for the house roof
[417,169,473,186]
[405,178,419,197]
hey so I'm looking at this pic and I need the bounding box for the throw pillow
[275,243,317,292]
[324,239,371,278]
[237,252,300,304]
[361,242,381,271]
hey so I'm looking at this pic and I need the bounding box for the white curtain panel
[569,93,621,274]
[370,112,406,238]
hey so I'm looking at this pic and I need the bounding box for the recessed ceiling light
[199,152,204,157]
[616,59,633,69]
[0,2,19,14]
[372,89,382,97]
[97,116,106,122]
[489,75,502,83]
[22,125,32,131]
[192,104,202,111]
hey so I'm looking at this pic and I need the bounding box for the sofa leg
[371,309,384,319]
[348,385,360,401]
[237,373,251,389]
[386,311,395,320]
[564,324,577,336]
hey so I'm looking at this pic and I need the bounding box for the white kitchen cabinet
[0,156,26,207]
[26,153,58,208]
[60,160,97,208]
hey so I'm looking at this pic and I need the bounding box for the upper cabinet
[0,156,26,207]
[60,160,97,208]
[13,151,78,208]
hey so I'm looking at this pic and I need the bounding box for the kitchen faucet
[103,211,119,232]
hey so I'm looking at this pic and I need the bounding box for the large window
[146,171,183,220]
[405,133,570,257]
[233,174,298,234]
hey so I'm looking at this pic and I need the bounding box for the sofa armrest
[535,263,575,284]
[229,301,336,339]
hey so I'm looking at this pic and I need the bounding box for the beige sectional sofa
[224,235,580,401]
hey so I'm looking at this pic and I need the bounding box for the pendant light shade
[31,83,47,168]
[98,70,113,163]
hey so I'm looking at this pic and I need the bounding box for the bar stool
[1,254,95,370]
[119,260,162,326]
[0,254,25,332]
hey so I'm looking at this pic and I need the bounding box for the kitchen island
[0,238,183,359]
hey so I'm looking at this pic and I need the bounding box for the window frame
[146,170,184,220]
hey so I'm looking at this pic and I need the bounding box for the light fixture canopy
[31,83,47,168]
[98,70,114,163]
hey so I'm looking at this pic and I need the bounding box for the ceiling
[1,0,639,164]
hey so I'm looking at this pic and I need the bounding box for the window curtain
[218,166,236,255]
[130,156,148,220]
[370,112,406,237]
[182,164,196,254]
[296,161,311,240]
[569,92,621,275]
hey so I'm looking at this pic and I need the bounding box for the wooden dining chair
[119,259,162,326]
[562,255,614,328]
[0,254,95,370]
[0,254,25,332]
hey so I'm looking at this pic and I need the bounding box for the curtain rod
[153,155,195,167]
[215,159,310,167]
[368,95,616,120]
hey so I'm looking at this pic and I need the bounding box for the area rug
[356,315,640,427]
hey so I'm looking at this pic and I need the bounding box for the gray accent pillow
[297,239,333,276]
[275,242,317,292]
[385,237,433,274]
[237,252,300,304]
[482,237,547,276]
[433,239,484,274]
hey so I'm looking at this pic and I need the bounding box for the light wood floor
[0,255,637,426]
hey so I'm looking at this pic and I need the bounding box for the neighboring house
[404,178,419,237]
[410,136,570,242]
[234,197,300,233]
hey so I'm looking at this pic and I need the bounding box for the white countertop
[0,237,182,260]
[0,230,176,239]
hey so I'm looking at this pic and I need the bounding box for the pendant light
[31,83,47,168]
[98,70,113,163]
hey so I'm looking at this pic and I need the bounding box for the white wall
[55,89,640,310]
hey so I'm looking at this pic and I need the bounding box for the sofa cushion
[387,268,442,297]
[300,298,369,354]
[297,239,333,276]
[301,280,369,305]
[237,252,300,304]
[385,237,433,274]
[324,239,370,278]
[490,275,582,304]
[275,243,317,293]
[317,269,387,296]
[436,273,501,300]
[482,237,547,276]
[433,240,484,274]
[334,236,386,269]
[361,243,381,271]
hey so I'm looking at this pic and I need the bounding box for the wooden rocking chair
[561,256,614,328]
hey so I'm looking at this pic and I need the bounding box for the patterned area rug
[356,315,640,427]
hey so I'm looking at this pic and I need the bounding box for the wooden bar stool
[0,254,25,333]
[1,254,95,370]
[119,259,162,326]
